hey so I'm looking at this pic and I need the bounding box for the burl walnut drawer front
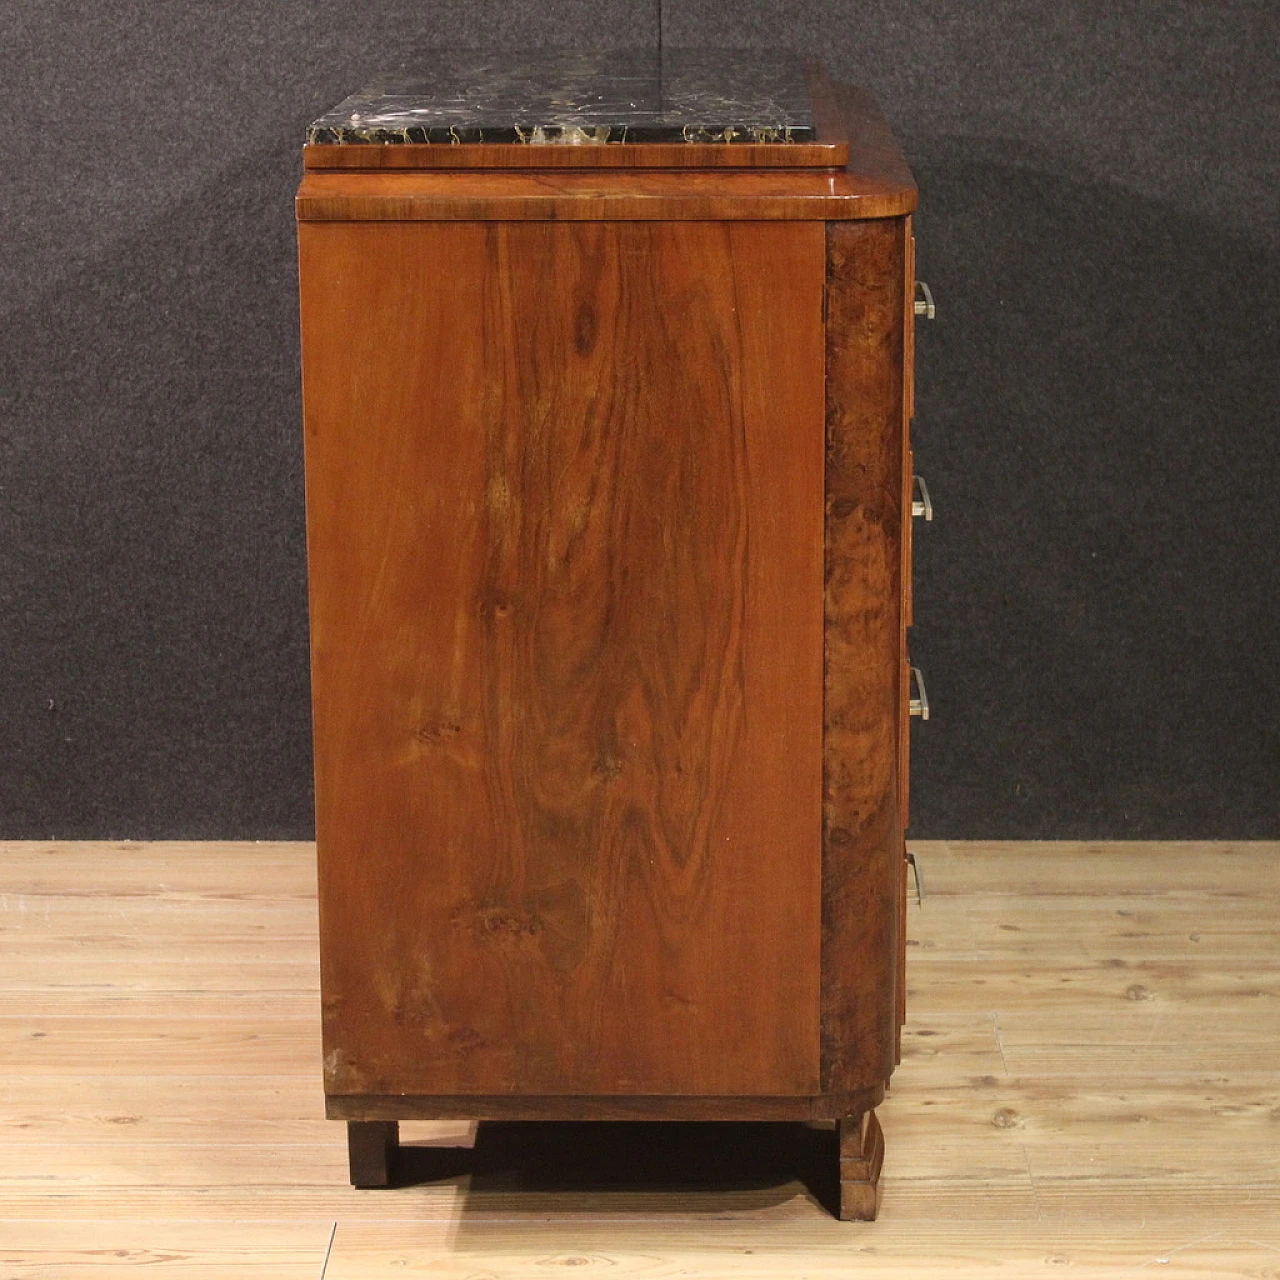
[300,219,827,1100]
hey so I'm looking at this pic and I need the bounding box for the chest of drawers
[297,52,920,1220]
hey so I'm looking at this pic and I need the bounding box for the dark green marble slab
[308,50,816,145]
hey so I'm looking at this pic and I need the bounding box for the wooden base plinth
[343,1104,887,1221]
[327,1084,885,1123]
[837,1110,884,1220]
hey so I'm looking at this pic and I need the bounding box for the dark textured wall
[3,3,1276,839]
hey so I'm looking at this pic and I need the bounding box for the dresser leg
[837,1110,884,1220]
[347,1119,398,1188]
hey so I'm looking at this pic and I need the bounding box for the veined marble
[308,50,816,146]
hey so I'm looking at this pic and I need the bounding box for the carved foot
[837,1110,884,1220]
[348,1119,398,1188]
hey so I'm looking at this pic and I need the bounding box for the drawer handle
[911,474,933,522]
[909,666,929,720]
[913,280,936,319]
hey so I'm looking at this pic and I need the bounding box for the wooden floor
[2,841,1278,1278]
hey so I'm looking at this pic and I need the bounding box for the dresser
[296,51,925,1221]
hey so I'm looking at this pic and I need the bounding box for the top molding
[297,72,916,221]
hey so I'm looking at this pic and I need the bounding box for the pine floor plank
[0,1181,1043,1224]
[2,840,1279,1278]
[0,896,319,939]
[0,1076,325,1142]
[914,841,1279,897]
[322,1218,1280,1279]
[0,991,320,1018]
[0,839,315,879]
[1,1017,318,1074]
[0,1221,332,1279]
[910,961,1280,1013]
[0,1140,351,1187]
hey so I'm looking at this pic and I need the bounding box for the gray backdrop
[3,2,1277,839]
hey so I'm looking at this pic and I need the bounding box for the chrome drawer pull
[909,666,929,720]
[911,474,933,522]
[913,280,936,319]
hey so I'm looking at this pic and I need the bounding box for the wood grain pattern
[301,140,850,171]
[299,220,826,1100]
[821,217,908,1095]
[837,1109,885,1220]
[296,167,916,222]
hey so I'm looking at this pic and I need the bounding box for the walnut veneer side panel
[299,219,826,1099]
[822,217,907,1095]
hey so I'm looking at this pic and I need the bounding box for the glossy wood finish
[821,218,908,1097]
[298,81,917,1220]
[300,220,826,1101]
[302,139,848,171]
[296,169,916,222]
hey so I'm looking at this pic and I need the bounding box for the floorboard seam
[319,1219,337,1279]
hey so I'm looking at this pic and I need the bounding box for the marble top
[308,50,817,145]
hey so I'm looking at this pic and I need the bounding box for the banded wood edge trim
[821,217,908,1095]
